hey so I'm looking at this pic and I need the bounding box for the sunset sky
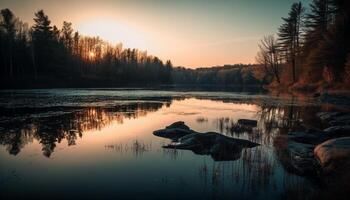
[0,0,310,68]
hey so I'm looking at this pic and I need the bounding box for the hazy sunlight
[77,19,150,50]
[1,1,350,199]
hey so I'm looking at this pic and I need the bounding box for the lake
[0,89,346,199]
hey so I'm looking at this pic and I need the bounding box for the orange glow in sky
[0,0,301,68]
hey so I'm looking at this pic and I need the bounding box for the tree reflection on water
[0,94,347,199]
[0,101,167,157]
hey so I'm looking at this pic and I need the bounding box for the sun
[89,51,95,58]
[77,19,150,50]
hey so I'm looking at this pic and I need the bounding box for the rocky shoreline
[275,111,350,177]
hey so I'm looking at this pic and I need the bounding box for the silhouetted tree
[257,35,281,83]
[303,0,334,82]
[0,9,16,78]
[0,8,175,88]
[318,0,350,81]
[278,2,304,83]
[61,21,73,52]
[32,10,55,74]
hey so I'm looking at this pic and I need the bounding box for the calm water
[0,89,345,199]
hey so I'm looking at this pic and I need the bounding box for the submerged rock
[237,119,257,127]
[154,122,260,161]
[314,137,350,173]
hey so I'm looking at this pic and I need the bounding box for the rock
[317,112,343,121]
[209,137,243,161]
[329,120,350,126]
[317,112,350,124]
[174,132,259,149]
[328,113,350,126]
[320,92,350,106]
[324,125,350,138]
[165,121,190,130]
[153,121,194,141]
[237,119,257,127]
[314,137,350,172]
[287,131,328,145]
[274,135,317,175]
[334,114,350,122]
[163,132,257,161]
[287,141,317,174]
[154,122,260,161]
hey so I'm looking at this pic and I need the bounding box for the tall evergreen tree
[32,10,54,73]
[0,8,174,88]
[319,0,350,81]
[0,9,16,77]
[305,0,333,41]
[278,2,304,83]
[61,21,73,52]
[303,0,334,81]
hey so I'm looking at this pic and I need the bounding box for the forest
[256,0,350,91]
[0,9,173,88]
[0,0,349,90]
[172,64,262,87]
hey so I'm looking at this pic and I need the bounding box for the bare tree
[256,35,281,83]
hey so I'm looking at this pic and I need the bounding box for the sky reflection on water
[0,90,340,199]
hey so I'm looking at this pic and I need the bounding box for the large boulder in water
[166,121,190,130]
[155,122,260,161]
[153,121,194,141]
[314,137,350,172]
[163,132,259,161]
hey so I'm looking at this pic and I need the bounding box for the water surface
[0,89,344,199]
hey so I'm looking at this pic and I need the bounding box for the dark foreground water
[0,89,347,199]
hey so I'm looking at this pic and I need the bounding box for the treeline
[256,0,350,91]
[0,9,172,88]
[172,64,262,86]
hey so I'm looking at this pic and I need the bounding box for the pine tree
[278,2,304,83]
[0,9,16,77]
[308,0,350,82]
[32,10,54,73]
[61,21,73,52]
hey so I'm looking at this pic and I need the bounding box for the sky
[0,0,310,68]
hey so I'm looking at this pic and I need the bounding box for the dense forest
[256,0,350,91]
[0,9,173,88]
[172,64,262,87]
